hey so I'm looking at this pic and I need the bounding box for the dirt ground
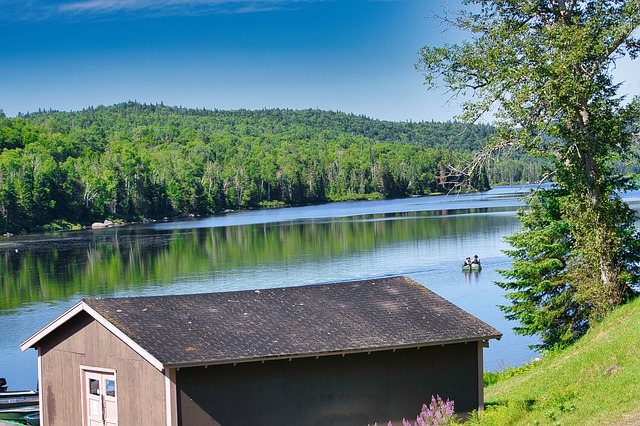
[612,411,640,426]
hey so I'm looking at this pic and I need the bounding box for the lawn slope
[479,295,640,425]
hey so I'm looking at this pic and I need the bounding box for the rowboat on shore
[0,389,38,399]
[24,412,40,426]
[0,377,40,422]
[0,404,39,422]
[0,392,39,409]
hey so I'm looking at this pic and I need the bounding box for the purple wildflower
[405,395,456,426]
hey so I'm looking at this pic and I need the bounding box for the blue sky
[1,0,638,122]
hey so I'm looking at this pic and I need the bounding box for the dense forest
[0,102,544,233]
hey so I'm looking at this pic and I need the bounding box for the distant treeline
[0,102,544,232]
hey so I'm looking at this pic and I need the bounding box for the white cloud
[0,0,329,20]
[57,0,319,15]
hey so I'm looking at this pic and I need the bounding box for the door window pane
[105,379,116,397]
[89,378,100,395]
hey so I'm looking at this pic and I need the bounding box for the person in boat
[463,257,472,267]
[472,255,481,265]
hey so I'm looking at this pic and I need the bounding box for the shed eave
[19,301,165,371]
[163,334,503,370]
[20,301,85,351]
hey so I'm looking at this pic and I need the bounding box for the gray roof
[83,276,502,368]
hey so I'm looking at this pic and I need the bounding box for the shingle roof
[82,276,501,367]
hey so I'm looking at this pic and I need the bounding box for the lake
[3,185,639,390]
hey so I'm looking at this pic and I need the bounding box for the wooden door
[83,369,118,426]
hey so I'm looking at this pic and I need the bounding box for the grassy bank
[473,295,640,425]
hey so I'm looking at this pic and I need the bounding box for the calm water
[3,185,639,390]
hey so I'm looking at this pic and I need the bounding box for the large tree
[417,0,640,348]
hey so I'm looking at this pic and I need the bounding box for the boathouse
[21,276,501,426]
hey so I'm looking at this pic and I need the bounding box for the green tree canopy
[1,104,511,233]
[417,0,640,348]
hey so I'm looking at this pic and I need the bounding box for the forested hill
[0,102,540,233]
[23,102,494,152]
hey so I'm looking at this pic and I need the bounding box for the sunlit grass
[472,296,640,425]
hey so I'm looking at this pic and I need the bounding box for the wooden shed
[21,276,501,426]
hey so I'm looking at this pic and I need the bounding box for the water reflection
[0,207,518,311]
[463,270,482,284]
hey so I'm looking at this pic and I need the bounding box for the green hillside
[0,103,545,233]
[476,295,640,425]
[22,102,495,152]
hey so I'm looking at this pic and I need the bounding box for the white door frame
[80,366,118,426]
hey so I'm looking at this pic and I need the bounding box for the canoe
[0,404,39,421]
[462,264,482,271]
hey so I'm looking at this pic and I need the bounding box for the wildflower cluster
[403,395,455,426]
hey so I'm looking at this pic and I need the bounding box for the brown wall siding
[177,342,479,426]
[39,313,167,426]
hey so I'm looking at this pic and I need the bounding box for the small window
[89,378,100,395]
[105,379,116,397]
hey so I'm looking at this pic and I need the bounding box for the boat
[0,404,39,422]
[0,392,39,409]
[462,264,482,271]
[0,378,40,423]
[0,377,40,408]
[24,411,40,426]
[0,389,38,398]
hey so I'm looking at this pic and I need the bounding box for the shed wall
[38,313,168,426]
[177,342,480,426]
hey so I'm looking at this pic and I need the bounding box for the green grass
[471,296,640,425]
